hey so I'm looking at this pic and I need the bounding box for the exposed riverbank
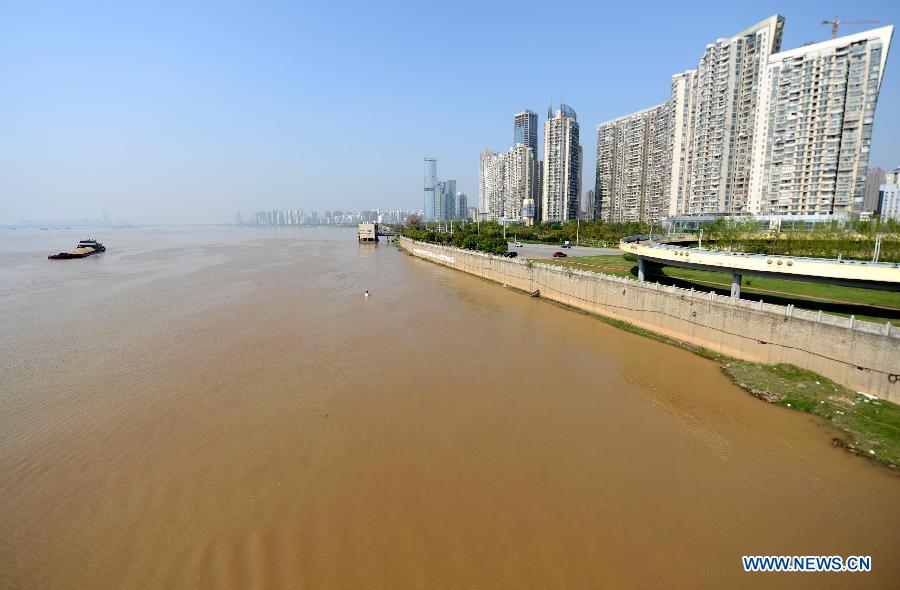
[399,238,900,469]
[569,302,900,469]
[513,281,900,469]
[723,362,900,468]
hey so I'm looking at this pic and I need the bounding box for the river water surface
[1,226,898,588]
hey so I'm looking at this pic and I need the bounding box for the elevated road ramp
[621,238,900,297]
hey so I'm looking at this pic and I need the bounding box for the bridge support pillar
[731,273,742,298]
[637,257,661,282]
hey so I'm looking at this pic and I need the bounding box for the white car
[513,242,523,247]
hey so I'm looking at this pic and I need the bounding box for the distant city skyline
[246,207,417,226]
[2,1,898,224]
[422,158,466,222]
[5,211,131,227]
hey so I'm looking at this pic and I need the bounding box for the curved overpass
[620,239,900,296]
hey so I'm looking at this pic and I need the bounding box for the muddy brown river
[1,226,898,588]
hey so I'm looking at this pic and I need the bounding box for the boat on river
[48,239,106,260]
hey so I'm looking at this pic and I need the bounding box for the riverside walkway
[621,238,900,297]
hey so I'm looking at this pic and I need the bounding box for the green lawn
[538,254,635,277]
[537,254,900,325]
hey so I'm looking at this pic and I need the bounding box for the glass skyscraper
[441,179,457,221]
[423,157,437,221]
[515,110,540,217]
[514,110,538,154]
[457,192,467,220]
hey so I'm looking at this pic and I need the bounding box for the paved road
[509,242,621,259]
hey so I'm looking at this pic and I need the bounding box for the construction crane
[821,16,880,39]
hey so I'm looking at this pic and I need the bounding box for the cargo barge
[48,239,106,259]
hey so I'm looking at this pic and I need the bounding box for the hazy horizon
[2,0,899,225]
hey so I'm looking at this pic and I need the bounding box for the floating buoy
[364,290,369,298]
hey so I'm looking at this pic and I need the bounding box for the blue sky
[1,0,898,224]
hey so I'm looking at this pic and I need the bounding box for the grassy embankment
[540,254,900,325]
[533,254,900,468]
[723,363,900,468]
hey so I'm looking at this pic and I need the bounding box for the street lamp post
[477,212,489,235]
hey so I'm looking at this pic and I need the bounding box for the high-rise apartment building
[879,166,900,220]
[505,144,536,222]
[478,144,535,222]
[887,168,900,185]
[668,70,696,217]
[865,168,887,212]
[690,16,784,215]
[595,15,892,222]
[424,158,437,222]
[880,185,900,220]
[749,26,894,215]
[542,104,582,222]
[596,103,671,223]
[479,149,506,220]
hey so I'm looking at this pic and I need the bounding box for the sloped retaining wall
[399,238,900,402]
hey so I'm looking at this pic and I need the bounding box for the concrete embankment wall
[399,238,900,403]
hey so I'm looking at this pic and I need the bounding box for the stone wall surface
[399,238,900,402]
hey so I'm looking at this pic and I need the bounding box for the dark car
[503,251,518,258]
[552,251,567,258]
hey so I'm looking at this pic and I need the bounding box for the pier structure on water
[358,223,399,243]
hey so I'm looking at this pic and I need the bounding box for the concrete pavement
[509,242,621,259]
